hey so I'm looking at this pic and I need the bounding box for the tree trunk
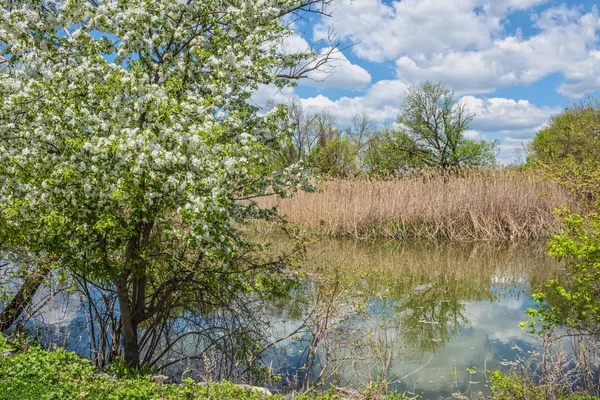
[116,275,140,367]
[0,264,52,332]
[116,223,153,368]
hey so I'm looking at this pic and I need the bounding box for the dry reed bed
[257,169,575,240]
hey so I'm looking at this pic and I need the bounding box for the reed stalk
[256,168,575,240]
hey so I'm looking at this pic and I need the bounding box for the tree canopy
[0,0,331,368]
[394,80,498,169]
[531,99,600,164]
[529,98,600,201]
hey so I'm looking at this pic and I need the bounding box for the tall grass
[257,168,575,240]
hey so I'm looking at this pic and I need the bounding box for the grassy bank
[490,371,599,400]
[0,335,415,400]
[0,335,273,400]
[2,334,598,400]
[257,168,575,240]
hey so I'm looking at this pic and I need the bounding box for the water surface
[266,238,560,398]
[5,238,560,399]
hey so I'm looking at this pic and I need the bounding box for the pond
[8,237,561,399]
[261,238,560,399]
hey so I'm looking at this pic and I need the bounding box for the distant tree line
[272,80,500,177]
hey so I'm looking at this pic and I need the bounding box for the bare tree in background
[397,80,498,168]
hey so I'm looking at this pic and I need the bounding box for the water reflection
[5,238,561,398]
[270,238,560,398]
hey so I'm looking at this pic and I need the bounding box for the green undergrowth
[9,332,599,400]
[0,335,269,400]
[490,370,600,400]
[0,334,412,400]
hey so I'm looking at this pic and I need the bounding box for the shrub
[490,370,600,400]
[0,334,280,400]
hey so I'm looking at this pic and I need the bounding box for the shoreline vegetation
[0,334,416,400]
[2,333,598,400]
[255,168,577,241]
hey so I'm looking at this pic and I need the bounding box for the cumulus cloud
[279,32,312,55]
[296,90,559,139]
[304,48,372,89]
[314,0,500,63]
[313,0,549,63]
[496,137,533,164]
[557,50,600,98]
[460,95,559,163]
[463,129,481,139]
[394,6,600,96]
[249,79,406,124]
[299,79,407,123]
[314,1,600,98]
[277,32,372,90]
[250,84,296,113]
[460,96,561,137]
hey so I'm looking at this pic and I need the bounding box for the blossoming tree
[0,0,333,368]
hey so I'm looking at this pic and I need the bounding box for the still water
[12,238,560,399]
[264,238,560,398]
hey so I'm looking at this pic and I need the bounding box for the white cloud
[314,0,548,63]
[278,33,369,90]
[496,137,533,165]
[249,79,406,124]
[299,79,407,123]
[296,90,558,140]
[460,96,561,137]
[250,84,296,113]
[557,50,600,98]
[314,2,600,98]
[276,34,372,90]
[279,32,312,55]
[463,129,481,139]
[314,0,499,63]
[394,6,600,96]
[304,48,372,89]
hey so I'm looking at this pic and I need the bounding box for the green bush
[521,204,600,335]
[490,370,600,400]
[529,98,600,202]
[308,136,357,178]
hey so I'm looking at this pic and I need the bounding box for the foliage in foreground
[490,371,600,400]
[0,334,415,400]
[4,333,598,400]
[522,203,600,335]
[0,334,276,400]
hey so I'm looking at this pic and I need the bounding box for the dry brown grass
[256,168,576,240]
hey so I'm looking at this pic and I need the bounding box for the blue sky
[253,0,600,163]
